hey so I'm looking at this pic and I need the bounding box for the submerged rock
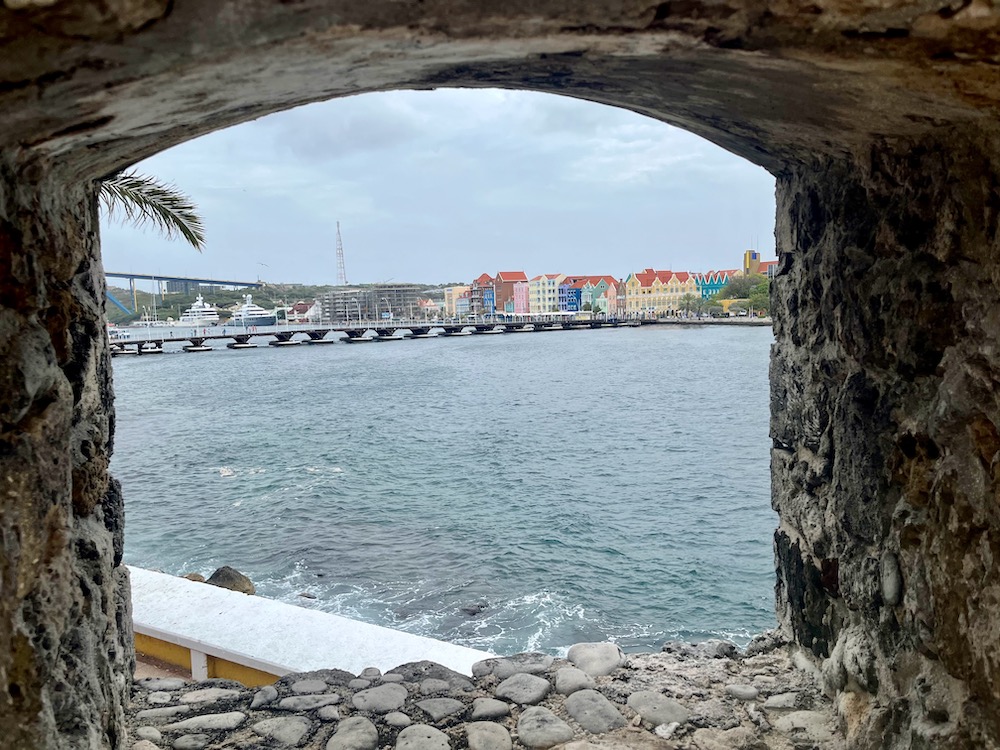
[205,566,255,594]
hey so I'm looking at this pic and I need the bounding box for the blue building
[559,277,585,312]
[697,270,737,299]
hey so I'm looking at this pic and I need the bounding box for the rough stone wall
[771,131,1000,749]
[0,156,133,750]
[1,3,1000,749]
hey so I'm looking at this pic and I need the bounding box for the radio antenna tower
[335,221,348,286]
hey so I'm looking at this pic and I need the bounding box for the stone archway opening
[105,87,780,658]
[3,3,1000,749]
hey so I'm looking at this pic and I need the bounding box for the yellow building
[624,269,700,316]
[528,274,565,314]
[743,250,779,278]
[443,285,470,316]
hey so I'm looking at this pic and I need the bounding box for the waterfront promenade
[110,316,771,355]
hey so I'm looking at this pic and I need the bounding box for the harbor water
[112,325,776,656]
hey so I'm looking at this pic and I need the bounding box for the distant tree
[582,302,592,311]
[748,279,770,314]
[680,293,697,316]
[99,170,205,250]
[718,273,766,300]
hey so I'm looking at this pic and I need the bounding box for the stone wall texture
[0,159,133,749]
[1,1,999,748]
[772,136,1000,748]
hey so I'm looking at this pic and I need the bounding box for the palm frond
[99,171,205,251]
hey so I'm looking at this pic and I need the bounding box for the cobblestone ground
[128,636,845,750]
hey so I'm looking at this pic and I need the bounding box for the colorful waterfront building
[494,271,528,314]
[558,276,586,311]
[470,273,495,317]
[417,297,440,318]
[513,280,530,314]
[624,269,700,316]
[443,285,470,316]
[528,274,566,314]
[580,275,618,313]
[455,290,471,317]
[694,270,739,299]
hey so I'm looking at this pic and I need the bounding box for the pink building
[513,281,530,314]
[494,271,528,313]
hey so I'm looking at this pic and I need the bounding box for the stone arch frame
[2,3,999,748]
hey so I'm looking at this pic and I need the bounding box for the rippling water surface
[113,325,775,655]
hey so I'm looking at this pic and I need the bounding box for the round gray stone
[138,678,188,692]
[416,698,465,721]
[725,684,759,702]
[251,685,279,709]
[470,698,510,720]
[471,659,497,678]
[292,679,329,694]
[554,667,595,696]
[467,721,512,750]
[494,673,550,705]
[172,735,209,750]
[253,716,311,746]
[420,678,451,695]
[318,705,342,721]
[763,692,800,710]
[349,679,372,690]
[132,741,160,750]
[516,707,575,749]
[382,674,405,683]
[179,688,241,704]
[148,691,171,704]
[564,689,626,734]
[279,694,341,711]
[566,642,625,677]
[162,711,247,732]
[136,705,192,722]
[493,653,554,680]
[626,692,690,726]
[395,724,450,750]
[385,711,412,728]
[472,654,555,680]
[136,726,162,742]
[360,667,382,680]
[326,716,379,750]
[353,683,408,713]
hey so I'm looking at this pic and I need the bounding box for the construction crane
[335,221,348,286]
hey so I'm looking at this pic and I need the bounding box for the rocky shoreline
[127,634,845,750]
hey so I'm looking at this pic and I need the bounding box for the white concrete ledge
[129,566,492,677]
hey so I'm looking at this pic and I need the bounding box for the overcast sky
[100,89,776,287]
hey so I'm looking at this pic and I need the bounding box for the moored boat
[228,294,277,327]
[178,294,220,327]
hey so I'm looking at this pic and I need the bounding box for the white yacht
[178,294,220,327]
[228,294,277,327]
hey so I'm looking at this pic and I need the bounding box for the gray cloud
[100,89,776,285]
